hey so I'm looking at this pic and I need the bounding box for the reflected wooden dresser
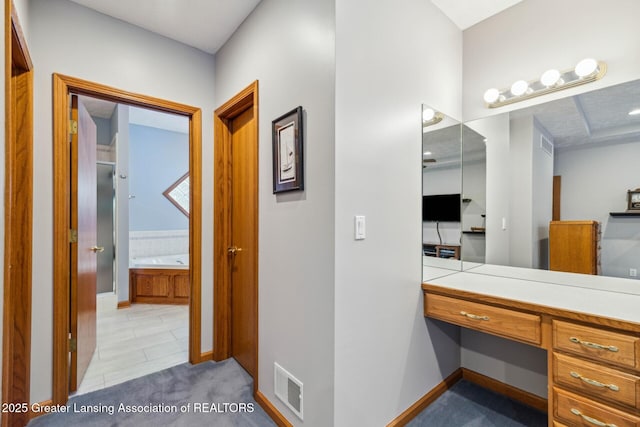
[549,220,600,275]
[422,272,640,427]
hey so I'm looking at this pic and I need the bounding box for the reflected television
[422,194,461,222]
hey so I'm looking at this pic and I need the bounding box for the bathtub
[130,253,189,269]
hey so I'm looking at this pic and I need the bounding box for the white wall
[461,160,486,262]
[114,106,130,303]
[462,0,640,399]
[214,1,336,425]
[508,116,533,267]
[469,114,510,264]
[12,0,29,41]
[531,119,554,270]
[28,0,216,403]
[334,0,462,425]
[463,0,640,120]
[461,329,547,396]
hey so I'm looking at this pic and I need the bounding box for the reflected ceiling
[423,125,485,169]
[510,80,640,149]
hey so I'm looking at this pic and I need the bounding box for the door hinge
[69,337,77,353]
[69,229,78,243]
[69,119,78,135]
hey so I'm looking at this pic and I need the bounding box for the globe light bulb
[483,88,500,104]
[575,58,598,78]
[510,80,529,97]
[422,108,435,122]
[540,69,562,87]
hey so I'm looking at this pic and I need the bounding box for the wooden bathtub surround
[422,276,640,427]
[129,268,190,304]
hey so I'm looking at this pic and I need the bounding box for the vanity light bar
[483,58,607,109]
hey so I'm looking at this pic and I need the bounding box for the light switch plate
[354,215,366,240]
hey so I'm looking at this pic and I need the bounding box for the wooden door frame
[3,1,33,426]
[52,74,203,405]
[552,175,561,221]
[213,82,289,427]
[213,81,259,381]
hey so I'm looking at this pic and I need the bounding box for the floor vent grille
[274,362,303,420]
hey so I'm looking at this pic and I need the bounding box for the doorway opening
[71,96,193,394]
[52,74,203,405]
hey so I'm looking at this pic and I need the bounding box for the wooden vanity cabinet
[422,283,640,427]
[552,320,640,427]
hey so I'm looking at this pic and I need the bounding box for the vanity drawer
[553,320,640,369]
[554,352,640,409]
[554,387,640,427]
[424,294,541,345]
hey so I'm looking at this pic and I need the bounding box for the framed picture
[628,188,640,211]
[163,172,190,217]
[272,106,304,193]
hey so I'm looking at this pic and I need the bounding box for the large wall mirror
[421,105,463,278]
[460,78,640,290]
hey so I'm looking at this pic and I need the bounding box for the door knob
[227,246,243,255]
[90,246,105,253]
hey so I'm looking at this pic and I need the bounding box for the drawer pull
[569,336,619,352]
[570,408,617,427]
[460,311,489,321]
[569,371,620,391]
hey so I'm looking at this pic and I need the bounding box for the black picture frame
[272,106,304,193]
[628,188,640,211]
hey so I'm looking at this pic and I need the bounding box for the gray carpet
[28,358,276,427]
[407,380,547,426]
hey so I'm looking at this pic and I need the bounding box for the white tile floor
[75,293,189,395]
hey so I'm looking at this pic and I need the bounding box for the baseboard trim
[117,300,131,309]
[200,351,213,361]
[29,399,54,420]
[386,368,463,427]
[462,368,548,413]
[255,390,292,427]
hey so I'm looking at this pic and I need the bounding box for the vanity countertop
[465,263,640,295]
[422,268,640,327]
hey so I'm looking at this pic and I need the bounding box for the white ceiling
[69,0,518,54]
[80,96,189,138]
[73,0,521,140]
[430,0,523,29]
[68,0,261,54]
